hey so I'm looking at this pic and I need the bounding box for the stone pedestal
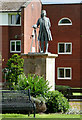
[21,53,58,91]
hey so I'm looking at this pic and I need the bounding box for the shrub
[55,85,71,90]
[55,85,72,96]
[5,54,24,88]
[46,90,69,113]
[13,73,51,98]
[25,74,51,97]
[13,73,29,90]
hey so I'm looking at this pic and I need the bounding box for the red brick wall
[2,26,21,69]
[43,4,81,87]
[2,26,9,69]
[23,0,42,54]
[80,4,82,88]
[8,26,21,57]
[2,26,21,82]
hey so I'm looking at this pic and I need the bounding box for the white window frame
[8,13,21,26]
[58,42,72,54]
[10,40,21,53]
[57,67,72,80]
[58,17,72,26]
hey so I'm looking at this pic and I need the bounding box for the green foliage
[13,73,51,98]
[46,90,69,113]
[25,74,51,97]
[55,85,72,96]
[6,54,24,86]
[13,73,28,90]
[55,85,71,90]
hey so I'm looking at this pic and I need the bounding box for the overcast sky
[41,0,81,4]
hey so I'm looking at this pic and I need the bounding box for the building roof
[1,0,81,12]
[0,0,31,12]
[41,0,81,4]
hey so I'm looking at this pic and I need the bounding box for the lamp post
[3,68,9,82]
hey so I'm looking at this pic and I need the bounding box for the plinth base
[21,53,58,91]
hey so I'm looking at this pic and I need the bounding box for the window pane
[16,14,20,24]
[16,41,21,51]
[11,15,15,24]
[59,68,64,78]
[65,69,70,78]
[11,42,15,51]
[59,44,64,53]
[60,19,71,24]
[66,44,71,52]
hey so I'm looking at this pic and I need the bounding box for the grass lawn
[0,113,81,119]
[73,93,82,95]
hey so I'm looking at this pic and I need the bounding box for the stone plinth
[21,53,58,91]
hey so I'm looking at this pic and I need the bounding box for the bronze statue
[33,10,52,53]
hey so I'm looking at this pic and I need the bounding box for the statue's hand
[32,24,37,29]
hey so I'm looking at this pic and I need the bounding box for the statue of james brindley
[33,10,52,53]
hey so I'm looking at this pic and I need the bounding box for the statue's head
[41,10,46,17]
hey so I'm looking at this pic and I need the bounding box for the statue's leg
[45,34,48,53]
[46,42,48,53]
[41,34,44,53]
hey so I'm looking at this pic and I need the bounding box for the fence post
[67,88,70,102]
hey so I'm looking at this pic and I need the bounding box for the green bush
[25,74,51,97]
[55,85,71,90]
[5,54,24,88]
[46,90,69,113]
[13,73,28,90]
[14,73,51,98]
[55,85,72,96]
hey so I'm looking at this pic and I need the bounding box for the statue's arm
[37,18,40,27]
[32,18,40,29]
[48,18,51,28]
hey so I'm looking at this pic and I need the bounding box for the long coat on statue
[37,17,52,41]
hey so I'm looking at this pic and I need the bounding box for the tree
[6,54,24,86]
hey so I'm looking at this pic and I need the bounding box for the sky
[41,0,81,4]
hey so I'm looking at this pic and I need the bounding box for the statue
[33,10,52,53]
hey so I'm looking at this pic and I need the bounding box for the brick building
[1,0,41,83]
[1,0,82,88]
[42,1,82,87]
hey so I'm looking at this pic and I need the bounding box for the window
[58,43,72,54]
[58,67,72,79]
[11,14,20,24]
[16,14,20,24]
[10,40,21,53]
[11,15,15,24]
[58,18,72,26]
[8,13,21,25]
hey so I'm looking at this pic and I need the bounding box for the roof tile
[0,0,30,11]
